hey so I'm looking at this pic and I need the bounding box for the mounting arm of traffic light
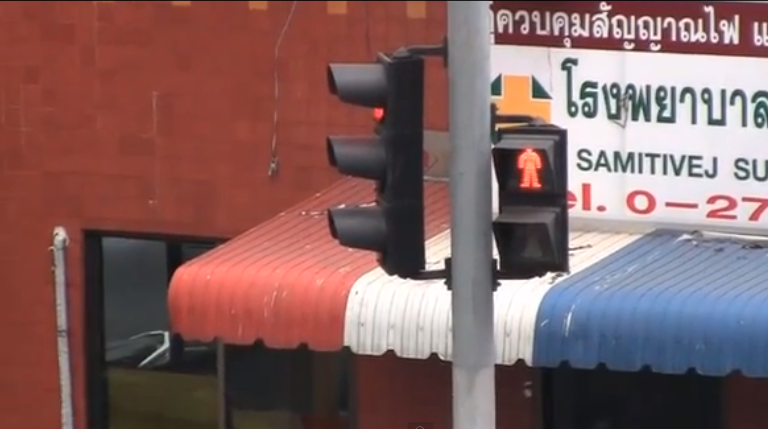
[490,102,552,138]
[401,38,448,67]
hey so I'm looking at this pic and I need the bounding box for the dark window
[544,367,722,429]
[224,345,353,429]
[102,237,219,429]
[87,234,353,429]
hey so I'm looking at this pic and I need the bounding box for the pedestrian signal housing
[492,124,569,279]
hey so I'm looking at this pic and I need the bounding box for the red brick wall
[724,375,768,429]
[0,2,447,428]
[358,356,768,429]
[356,354,539,429]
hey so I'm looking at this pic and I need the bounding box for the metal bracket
[492,106,562,146]
[394,38,448,67]
[495,111,559,129]
[442,258,500,292]
[409,266,448,281]
[409,257,563,291]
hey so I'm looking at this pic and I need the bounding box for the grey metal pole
[447,2,496,429]
[51,227,74,429]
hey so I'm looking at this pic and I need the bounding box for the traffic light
[492,124,569,279]
[326,52,426,278]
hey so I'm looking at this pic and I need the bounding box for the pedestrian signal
[492,125,569,279]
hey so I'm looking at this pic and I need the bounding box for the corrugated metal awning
[533,230,768,376]
[168,178,449,350]
[344,230,644,365]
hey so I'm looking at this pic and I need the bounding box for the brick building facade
[2,2,768,429]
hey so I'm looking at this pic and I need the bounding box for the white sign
[491,1,768,233]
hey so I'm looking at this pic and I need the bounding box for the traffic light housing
[492,125,569,279]
[326,52,426,278]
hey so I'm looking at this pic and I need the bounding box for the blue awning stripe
[532,230,768,377]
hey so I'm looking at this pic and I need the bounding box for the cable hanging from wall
[267,0,299,177]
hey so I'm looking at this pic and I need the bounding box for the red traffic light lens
[373,107,385,122]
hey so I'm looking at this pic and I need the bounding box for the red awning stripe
[168,178,449,350]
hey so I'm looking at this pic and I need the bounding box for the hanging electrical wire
[267,0,299,177]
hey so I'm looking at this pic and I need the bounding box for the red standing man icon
[518,148,542,189]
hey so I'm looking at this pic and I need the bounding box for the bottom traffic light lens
[327,206,387,252]
[493,206,568,278]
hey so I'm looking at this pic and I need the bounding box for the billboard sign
[491,1,768,232]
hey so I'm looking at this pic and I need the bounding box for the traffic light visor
[327,62,388,108]
[326,136,386,181]
[327,206,387,252]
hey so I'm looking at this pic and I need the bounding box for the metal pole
[447,2,496,429]
[51,226,74,429]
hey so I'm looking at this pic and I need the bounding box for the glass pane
[103,237,219,429]
[108,367,218,429]
[102,237,168,343]
[224,346,353,429]
[231,410,300,429]
[182,242,219,261]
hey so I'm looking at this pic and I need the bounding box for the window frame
[84,233,223,429]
